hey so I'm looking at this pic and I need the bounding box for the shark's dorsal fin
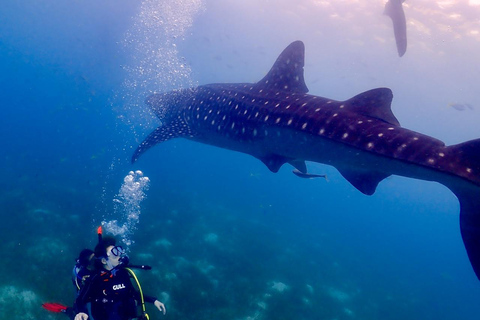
[338,168,391,195]
[345,88,400,126]
[256,41,309,94]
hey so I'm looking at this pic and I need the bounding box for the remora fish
[384,0,407,57]
[133,41,480,280]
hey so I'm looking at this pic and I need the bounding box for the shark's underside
[132,41,480,281]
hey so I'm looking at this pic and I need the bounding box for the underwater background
[1,0,480,319]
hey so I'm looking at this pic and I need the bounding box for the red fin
[42,302,68,313]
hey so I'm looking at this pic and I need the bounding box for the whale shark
[132,41,480,281]
[384,0,407,57]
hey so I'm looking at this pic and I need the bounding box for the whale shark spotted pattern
[133,41,480,281]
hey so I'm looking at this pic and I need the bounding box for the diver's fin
[42,303,68,313]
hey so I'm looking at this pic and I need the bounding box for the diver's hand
[75,312,88,320]
[154,300,166,315]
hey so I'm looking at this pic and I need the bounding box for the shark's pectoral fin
[338,169,390,195]
[132,121,191,163]
[258,154,290,173]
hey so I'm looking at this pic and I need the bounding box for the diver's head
[94,236,128,271]
[76,249,95,270]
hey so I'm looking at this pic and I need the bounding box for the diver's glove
[74,312,88,320]
[154,300,167,315]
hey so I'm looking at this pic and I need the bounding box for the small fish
[449,103,474,111]
[292,169,328,180]
[384,0,407,57]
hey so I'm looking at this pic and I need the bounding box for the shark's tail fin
[447,139,480,280]
[454,187,480,280]
[145,88,195,122]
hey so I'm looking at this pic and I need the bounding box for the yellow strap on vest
[125,268,149,320]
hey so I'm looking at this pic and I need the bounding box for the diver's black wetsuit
[75,267,156,320]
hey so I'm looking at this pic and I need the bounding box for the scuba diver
[74,233,166,320]
[43,248,96,319]
[73,249,95,292]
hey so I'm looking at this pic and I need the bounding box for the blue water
[1,1,480,319]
